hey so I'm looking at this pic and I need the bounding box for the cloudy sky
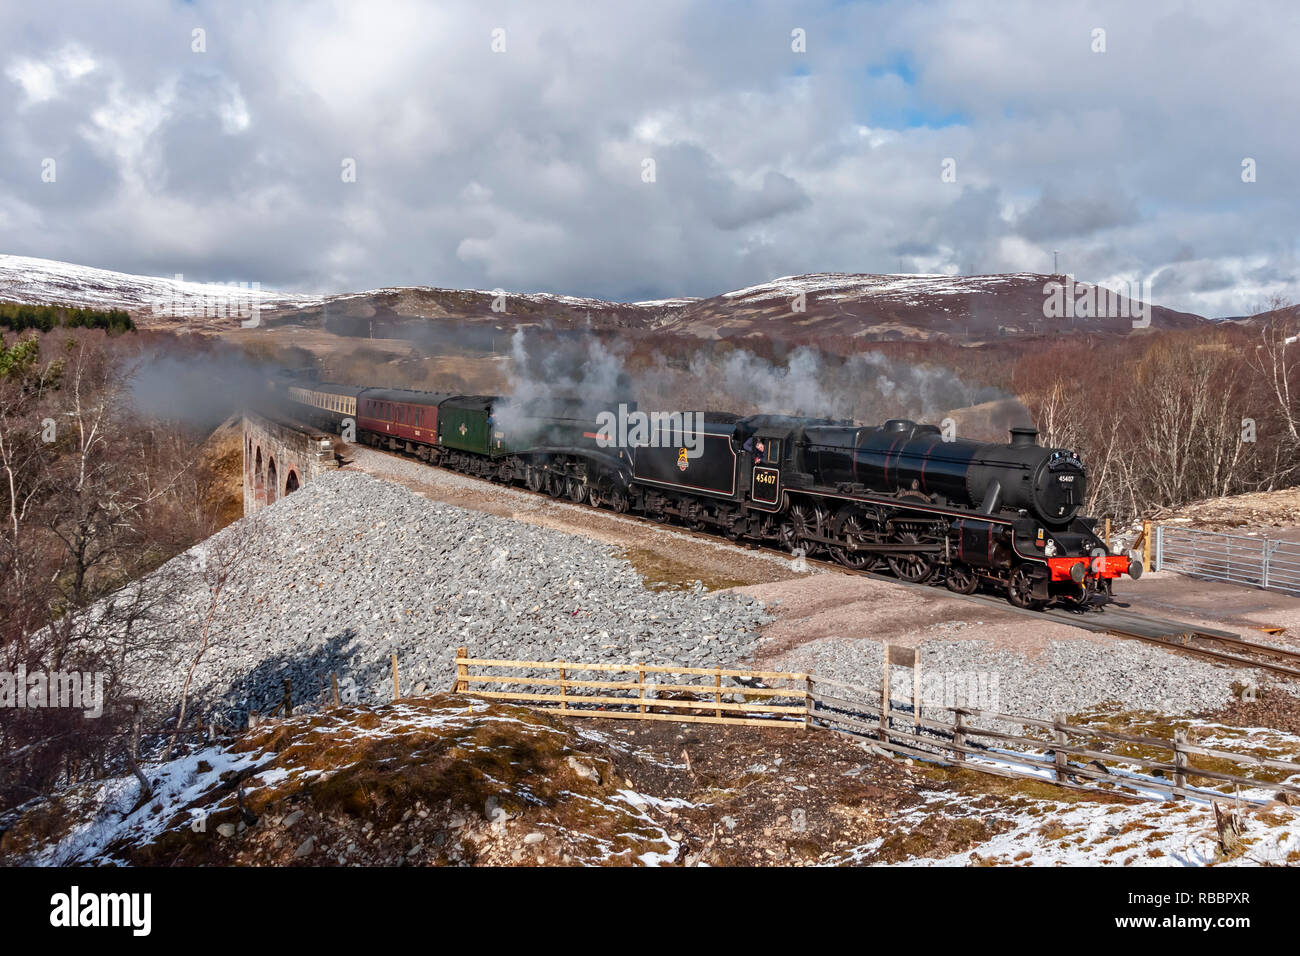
[1,0,1297,315]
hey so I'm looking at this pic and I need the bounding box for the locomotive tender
[285,381,1140,609]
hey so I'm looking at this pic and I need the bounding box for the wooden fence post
[912,655,922,732]
[714,669,722,719]
[392,653,400,700]
[638,667,646,714]
[559,663,568,712]
[282,679,293,719]
[331,673,340,708]
[1142,519,1152,570]
[1104,517,1112,551]
[953,709,966,764]
[1173,730,1188,799]
[455,647,468,693]
[1053,713,1068,783]
[879,644,892,743]
[804,676,814,731]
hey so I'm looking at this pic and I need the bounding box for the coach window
[763,439,781,464]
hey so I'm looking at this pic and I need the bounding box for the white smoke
[499,329,1017,433]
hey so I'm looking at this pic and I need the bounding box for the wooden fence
[806,674,1300,806]
[454,648,811,728]
[453,647,1300,806]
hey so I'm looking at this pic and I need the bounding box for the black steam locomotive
[285,382,1141,609]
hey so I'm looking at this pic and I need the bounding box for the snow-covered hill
[0,254,325,315]
[718,271,1033,304]
[0,253,1207,341]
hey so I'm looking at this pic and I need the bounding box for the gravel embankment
[775,633,1241,720]
[123,465,1267,731]
[124,471,770,723]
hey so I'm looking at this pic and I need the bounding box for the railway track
[763,549,1300,679]
[353,441,1300,682]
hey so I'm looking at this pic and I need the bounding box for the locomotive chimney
[1009,426,1039,447]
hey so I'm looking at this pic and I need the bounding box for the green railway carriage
[437,396,499,456]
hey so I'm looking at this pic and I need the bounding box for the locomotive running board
[798,535,944,553]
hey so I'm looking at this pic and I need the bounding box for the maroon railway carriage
[356,388,453,456]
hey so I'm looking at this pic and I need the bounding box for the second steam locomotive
[285,381,1141,609]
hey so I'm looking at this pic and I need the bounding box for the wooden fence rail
[807,688,1300,806]
[453,648,810,729]
[454,647,1300,806]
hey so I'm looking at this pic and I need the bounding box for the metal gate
[1153,526,1300,595]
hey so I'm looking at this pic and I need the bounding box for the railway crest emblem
[459,423,468,436]
[676,447,690,472]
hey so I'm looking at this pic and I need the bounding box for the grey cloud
[0,1,1297,316]
[1014,190,1140,242]
[708,170,811,230]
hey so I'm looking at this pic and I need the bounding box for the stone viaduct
[242,412,339,514]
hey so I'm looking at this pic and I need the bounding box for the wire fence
[1154,526,1300,596]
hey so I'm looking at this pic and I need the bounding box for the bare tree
[166,516,264,760]
[0,330,233,808]
[1248,296,1300,459]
